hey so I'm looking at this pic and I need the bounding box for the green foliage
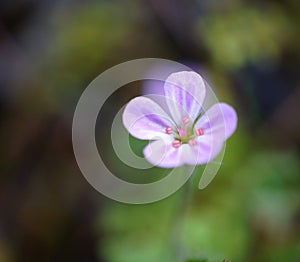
[98,197,176,262]
[4,0,299,261]
[199,5,296,69]
[99,129,300,261]
[185,258,208,262]
[41,1,138,108]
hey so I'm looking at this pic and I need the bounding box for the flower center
[165,117,204,148]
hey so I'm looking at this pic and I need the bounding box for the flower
[122,71,237,168]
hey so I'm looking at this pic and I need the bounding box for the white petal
[164,71,206,124]
[195,103,238,140]
[143,138,183,168]
[182,136,224,165]
[122,97,174,140]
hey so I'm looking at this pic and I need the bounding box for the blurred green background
[1,0,300,261]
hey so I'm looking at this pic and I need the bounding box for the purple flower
[122,71,237,168]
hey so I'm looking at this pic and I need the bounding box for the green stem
[169,169,195,261]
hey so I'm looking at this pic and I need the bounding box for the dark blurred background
[1,0,300,261]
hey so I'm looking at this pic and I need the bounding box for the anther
[189,139,197,146]
[196,128,204,136]
[182,117,190,125]
[172,140,181,148]
[165,127,173,135]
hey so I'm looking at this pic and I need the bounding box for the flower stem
[169,168,195,261]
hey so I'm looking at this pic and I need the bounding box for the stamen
[165,127,173,135]
[196,128,204,136]
[182,117,190,125]
[189,139,197,146]
[178,128,187,137]
[172,140,181,148]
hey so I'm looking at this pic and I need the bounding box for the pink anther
[165,127,173,134]
[196,128,204,136]
[172,140,181,148]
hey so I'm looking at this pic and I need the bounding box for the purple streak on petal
[198,141,210,152]
[122,97,174,140]
[143,139,183,168]
[144,114,168,127]
[185,84,193,112]
[164,71,206,124]
[195,103,238,140]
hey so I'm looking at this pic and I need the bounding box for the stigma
[177,128,187,137]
